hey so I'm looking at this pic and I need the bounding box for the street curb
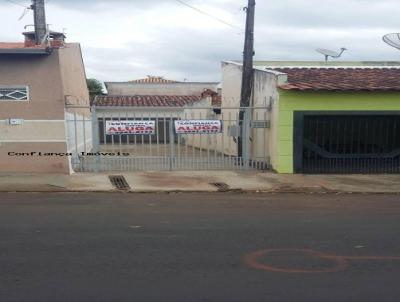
[1,189,400,194]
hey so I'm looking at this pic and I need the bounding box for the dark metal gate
[294,112,400,174]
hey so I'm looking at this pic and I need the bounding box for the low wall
[0,142,70,173]
[0,119,70,174]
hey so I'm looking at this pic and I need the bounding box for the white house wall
[106,82,220,96]
[220,62,243,156]
[183,98,223,152]
[220,61,281,167]
[252,67,281,170]
[95,109,184,120]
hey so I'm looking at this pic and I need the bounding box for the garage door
[294,112,400,174]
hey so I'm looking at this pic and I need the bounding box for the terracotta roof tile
[275,68,400,91]
[128,76,180,84]
[92,95,202,107]
[0,42,46,49]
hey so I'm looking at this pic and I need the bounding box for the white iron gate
[67,106,271,172]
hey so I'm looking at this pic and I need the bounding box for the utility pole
[240,0,256,108]
[238,0,256,158]
[31,0,47,45]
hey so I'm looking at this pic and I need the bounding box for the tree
[87,79,104,101]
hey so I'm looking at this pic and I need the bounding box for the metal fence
[67,106,271,172]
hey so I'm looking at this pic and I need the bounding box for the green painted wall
[276,91,400,173]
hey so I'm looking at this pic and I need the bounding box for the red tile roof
[93,95,202,107]
[128,76,180,84]
[0,42,47,49]
[275,68,400,91]
[0,43,25,49]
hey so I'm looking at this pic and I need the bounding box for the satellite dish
[383,33,400,50]
[316,47,347,62]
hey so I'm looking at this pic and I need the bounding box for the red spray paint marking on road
[243,248,400,273]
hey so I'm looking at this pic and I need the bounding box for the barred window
[0,86,29,101]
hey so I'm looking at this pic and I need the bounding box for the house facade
[0,32,90,174]
[221,61,400,174]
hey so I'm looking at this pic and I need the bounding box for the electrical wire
[173,0,243,31]
[18,6,30,20]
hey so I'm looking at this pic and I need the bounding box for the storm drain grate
[109,175,130,191]
[211,182,231,192]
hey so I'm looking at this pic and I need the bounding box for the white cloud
[0,0,399,82]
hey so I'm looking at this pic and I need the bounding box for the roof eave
[104,81,220,85]
[92,106,187,110]
[0,48,52,55]
[278,87,400,92]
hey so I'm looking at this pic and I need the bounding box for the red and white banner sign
[106,121,156,135]
[174,120,222,134]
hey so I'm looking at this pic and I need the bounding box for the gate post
[242,107,252,170]
[91,106,100,173]
[169,117,175,171]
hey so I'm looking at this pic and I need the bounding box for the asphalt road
[1,193,400,302]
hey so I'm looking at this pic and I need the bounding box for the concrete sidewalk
[0,171,400,193]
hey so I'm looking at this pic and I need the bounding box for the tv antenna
[383,33,400,50]
[316,47,347,62]
[18,6,32,21]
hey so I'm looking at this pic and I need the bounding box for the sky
[0,0,399,83]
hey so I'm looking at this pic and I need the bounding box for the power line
[173,0,243,32]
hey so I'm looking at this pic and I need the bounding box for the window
[0,86,29,101]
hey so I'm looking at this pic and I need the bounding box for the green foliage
[87,78,104,100]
